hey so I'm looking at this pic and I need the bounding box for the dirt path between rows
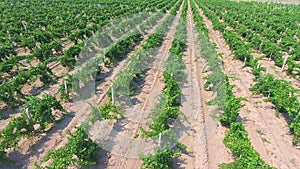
[98,2,185,169]
[196,2,300,169]
[3,9,172,169]
[257,57,300,95]
[202,5,300,98]
[0,60,69,131]
[251,53,300,103]
[175,1,234,169]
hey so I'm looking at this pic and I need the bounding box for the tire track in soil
[5,10,171,169]
[102,2,185,169]
[196,3,300,169]
[174,1,233,168]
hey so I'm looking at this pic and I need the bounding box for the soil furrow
[176,1,233,168]
[4,9,172,169]
[104,2,185,169]
[196,3,300,169]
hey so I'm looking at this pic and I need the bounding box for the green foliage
[105,33,142,65]
[192,2,274,168]
[219,93,244,126]
[36,126,99,169]
[34,62,57,85]
[98,102,124,120]
[140,148,179,169]
[140,130,184,169]
[32,42,58,62]
[140,16,186,137]
[251,74,300,144]
[59,43,83,69]
[0,60,57,106]
[24,94,64,131]
[191,2,209,35]
[142,33,163,49]
[0,0,183,166]
[0,94,63,158]
[0,113,33,149]
[163,73,182,107]
[220,122,275,169]
[112,49,152,100]
[0,0,178,107]
[197,0,299,78]
[59,74,73,101]
[205,75,244,126]
[218,79,244,126]
[0,55,22,74]
[165,39,186,82]
[0,80,22,106]
[0,44,16,60]
[84,103,124,125]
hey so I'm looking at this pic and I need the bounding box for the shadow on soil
[2,112,75,169]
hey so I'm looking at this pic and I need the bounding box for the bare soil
[1,12,169,169]
[2,7,180,169]
[196,4,300,169]
[2,0,299,168]
[174,1,233,169]
[102,3,185,169]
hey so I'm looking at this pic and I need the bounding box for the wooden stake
[64,80,68,94]
[25,108,32,121]
[22,23,27,31]
[257,63,260,69]
[281,55,289,72]
[158,133,162,147]
[9,35,12,42]
[259,42,263,51]
[112,87,115,104]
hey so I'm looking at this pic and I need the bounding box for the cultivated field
[238,0,300,4]
[0,0,299,168]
